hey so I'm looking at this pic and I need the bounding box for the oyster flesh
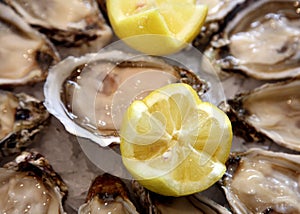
[221,148,300,214]
[0,3,60,85]
[227,78,300,151]
[0,151,68,213]
[44,50,205,147]
[4,0,112,57]
[132,180,231,214]
[0,90,49,157]
[207,0,300,80]
[78,173,139,214]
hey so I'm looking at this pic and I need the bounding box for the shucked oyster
[0,90,49,157]
[0,151,67,213]
[207,0,300,80]
[227,78,300,151]
[78,173,138,214]
[221,148,300,213]
[0,3,59,85]
[44,50,205,147]
[4,0,112,57]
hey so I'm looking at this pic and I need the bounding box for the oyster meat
[44,50,206,146]
[0,151,68,213]
[0,90,49,156]
[221,148,300,213]
[0,3,60,85]
[78,173,138,214]
[4,0,112,57]
[207,0,300,80]
[227,78,300,151]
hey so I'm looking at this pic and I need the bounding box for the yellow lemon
[107,0,208,55]
[120,83,232,196]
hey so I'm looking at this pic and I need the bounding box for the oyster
[0,3,60,85]
[4,0,112,58]
[193,0,246,50]
[221,148,300,214]
[44,50,206,147]
[0,151,68,213]
[0,90,49,156]
[132,180,231,214]
[78,173,139,214]
[207,0,300,80]
[227,78,300,151]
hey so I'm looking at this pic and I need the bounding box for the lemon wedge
[120,83,232,196]
[107,0,208,55]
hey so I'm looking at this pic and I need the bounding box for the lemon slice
[107,0,208,55]
[120,83,232,196]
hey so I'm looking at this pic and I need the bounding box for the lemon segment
[120,83,232,196]
[107,0,208,55]
[158,4,208,42]
[195,102,233,164]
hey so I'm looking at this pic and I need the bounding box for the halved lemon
[120,83,232,196]
[107,0,208,55]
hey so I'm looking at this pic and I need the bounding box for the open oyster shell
[0,3,60,85]
[78,173,138,214]
[0,151,68,213]
[4,0,112,58]
[206,0,300,80]
[221,148,300,213]
[226,78,300,151]
[0,90,49,157]
[44,50,206,147]
[132,180,231,214]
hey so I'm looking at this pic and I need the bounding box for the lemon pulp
[120,83,232,196]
